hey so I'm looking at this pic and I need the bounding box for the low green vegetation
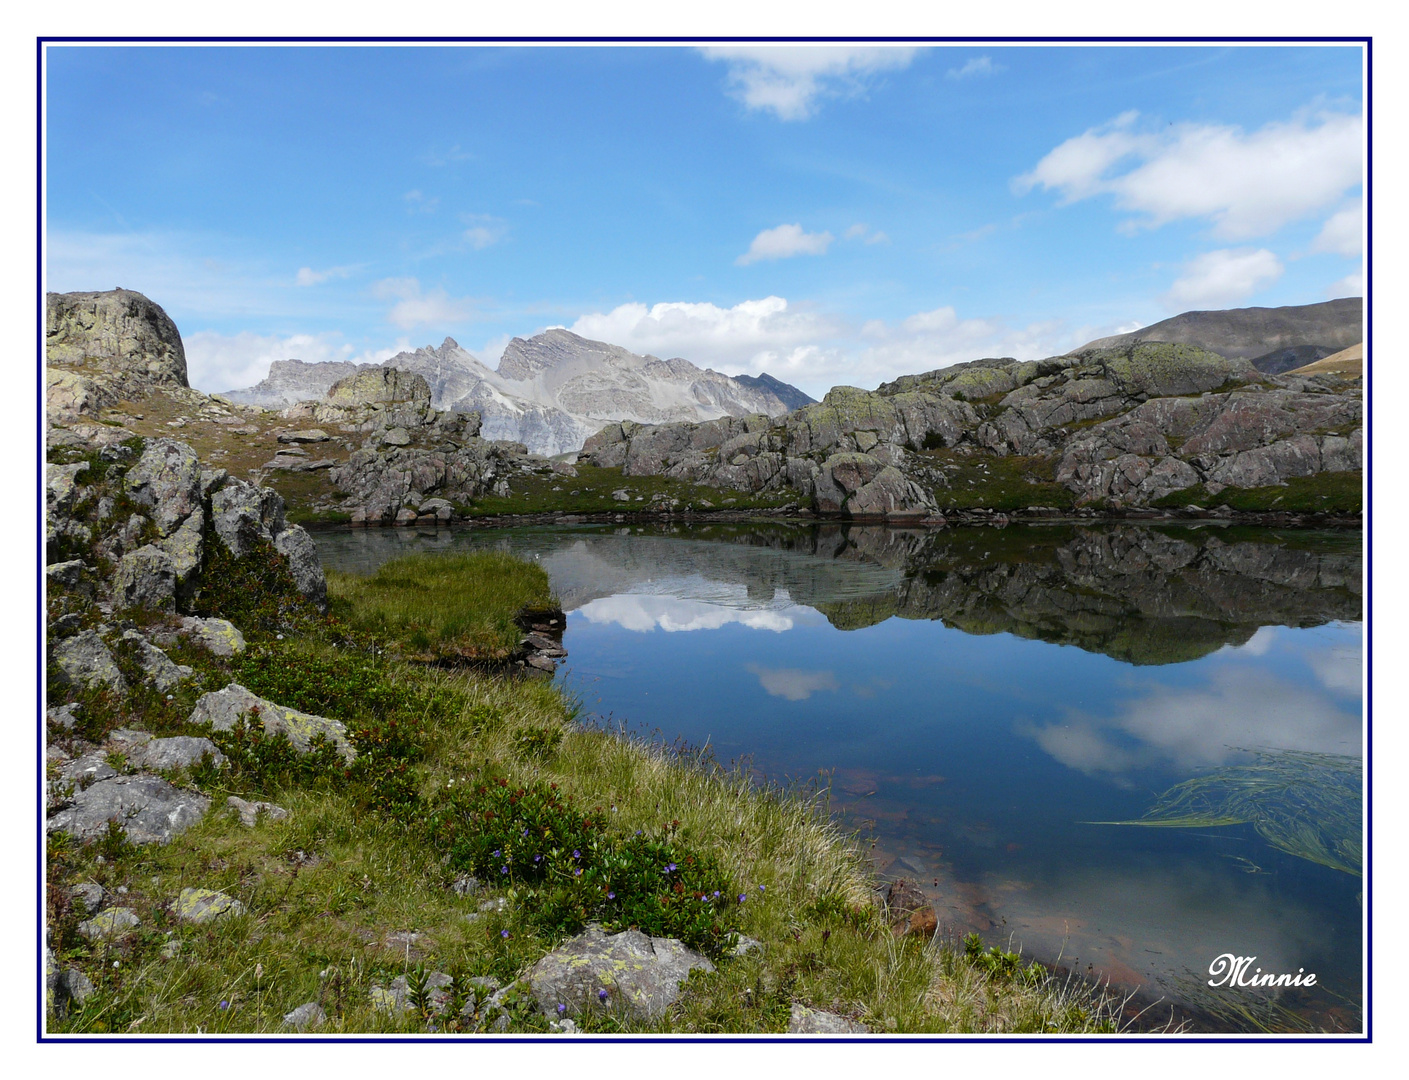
[48,547,1129,1035]
[463,463,801,516]
[327,551,554,662]
[1152,471,1362,514]
[912,450,1076,512]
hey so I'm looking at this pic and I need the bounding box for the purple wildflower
[501,866,508,874]
[219,1001,229,1009]
[501,930,510,938]
[607,891,616,899]
[598,989,609,1002]
[738,894,747,903]
[759,884,766,892]
[557,1003,566,1014]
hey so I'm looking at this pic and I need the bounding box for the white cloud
[844,223,889,245]
[1022,664,1361,776]
[1311,199,1363,257]
[568,295,842,375]
[183,330,411,395]
[745,663,840,701]
[700,46,919,121]
[736,223,834,265]
[371,277,478,329]
[1329,271,1365,298]
[295,264,358,287]
[462,213,509,250]
[947,56,999,80]
[1018,109,1363,239]
[1162,248,1283,310]
[578,595,794,633]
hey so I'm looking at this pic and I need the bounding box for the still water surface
[315,520,1363,1030]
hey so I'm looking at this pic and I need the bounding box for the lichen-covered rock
[125,438,203,536]
[524,925,715,1021]
[156,510,204,601]
[188,683,355,762]
[78,907,140,941]
[51,630,127,693]
[173,887,246,923]
[326,367,432,408]
[176,616,246,657]
[47,775,210,845]
[108,728,224,771]
[210,477,286,558]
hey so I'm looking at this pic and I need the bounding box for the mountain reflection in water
[315,520,1364,1031]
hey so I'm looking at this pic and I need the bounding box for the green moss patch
[1151,471,1362,514]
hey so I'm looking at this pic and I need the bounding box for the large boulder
[273,525,328,611]
[46,289,189,422]
[188,683,355,763]
[523,925,715,1022]
[118,630,192,691]
[325,367,431,408]
[47,775,210,845]
[210,477,286,558]
[124,438,202,536]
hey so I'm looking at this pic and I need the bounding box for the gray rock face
[57,968,96,1008]
[524,925,716,1021]
[125,438,202,536]
[209,477,328,610]
[70,882,105,914]
[47,775,210,845]
[156,510,204,602]
[326,367,432,408]
[788,1003,868,1034]
[51,630,127,693]
[188,683,355,763]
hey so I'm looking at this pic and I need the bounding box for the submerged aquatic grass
[1098,749,1362,875]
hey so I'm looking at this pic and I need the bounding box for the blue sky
[44,43,1365,397]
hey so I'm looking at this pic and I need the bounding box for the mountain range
[223,329,814,457]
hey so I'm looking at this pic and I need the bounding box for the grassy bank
[48,547,1128,1035]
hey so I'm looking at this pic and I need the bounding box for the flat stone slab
[47,774,211,845]
[788,1003,869,1034]
[109,729,225,771]
[177,616,247,657]
[173,887,246,923]
[188,683,355,763]
[524,924,715,1022]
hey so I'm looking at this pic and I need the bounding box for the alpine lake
[314,518,1364,1033]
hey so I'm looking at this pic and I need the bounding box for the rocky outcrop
[46,289,193,423]
[580,343,1362,514]
[47,775,210,845]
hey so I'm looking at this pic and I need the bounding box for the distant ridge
[733,372,816,411]
[1074,298,1362,373]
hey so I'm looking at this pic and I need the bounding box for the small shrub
[209,709,344,793]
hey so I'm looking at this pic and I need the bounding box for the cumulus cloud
[745,663,840,701]
[1017,109,1363,239]
[1311,199,1363,257]
[736,223,834,265]
[372,277,478,329]
[700,45,919,121]
[947,56,999,79]
[1328,271,1364,298]
[1161,248,1284,310]
[183,329,411,395]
